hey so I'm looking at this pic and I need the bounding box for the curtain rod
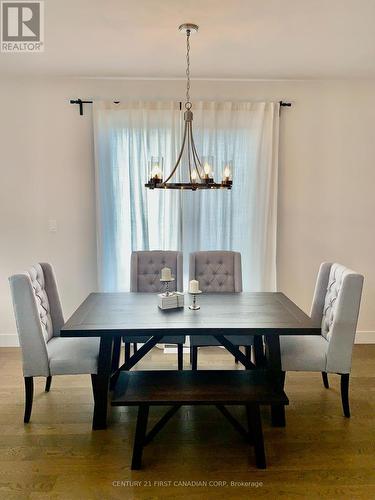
[69,98,292,116]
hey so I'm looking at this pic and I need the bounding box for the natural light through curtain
[93,100,279,292]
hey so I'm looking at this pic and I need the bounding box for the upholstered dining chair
[9,263,100,423]
[280,262,364,417]
[189,251,263,369]
[124,251,185,370]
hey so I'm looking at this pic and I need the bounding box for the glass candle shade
[149,156,163,182]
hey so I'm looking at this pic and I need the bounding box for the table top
[61,292,321,338]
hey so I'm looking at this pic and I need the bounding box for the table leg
[265,334,286,427]
[91,336,113,430]
[116,335,163,372]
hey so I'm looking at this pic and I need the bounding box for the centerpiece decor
[188,279,202,310]
[158,267,184,310]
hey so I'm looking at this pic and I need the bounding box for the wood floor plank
[0,345,374,499]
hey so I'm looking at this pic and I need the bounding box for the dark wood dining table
[61,292,320,430]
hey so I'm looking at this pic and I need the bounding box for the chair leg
[177,344,183,370]
[131,405,149,470]
[24,377,34,423]
[191,346,198,370]
[322,372,329,388]
[133,343,138,354]
[341,374,350,418]
[45,376,52,392]
[124,343,130,363]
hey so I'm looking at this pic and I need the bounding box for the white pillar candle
[161,267,172,281]
[189,279,200,293]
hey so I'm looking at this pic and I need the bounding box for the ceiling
[1,0,375,79]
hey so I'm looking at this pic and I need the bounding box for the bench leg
[247,404,266,469]
[131,405,149,470]
[144,405,181,445]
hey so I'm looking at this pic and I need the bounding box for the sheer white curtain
[93,100,279,292]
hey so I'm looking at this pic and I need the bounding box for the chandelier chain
[185,30,191,108]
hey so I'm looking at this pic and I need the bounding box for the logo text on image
[1,1,44,52]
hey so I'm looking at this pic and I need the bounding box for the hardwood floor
[0,345,374,499]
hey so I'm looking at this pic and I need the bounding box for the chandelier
[145,23,232,191]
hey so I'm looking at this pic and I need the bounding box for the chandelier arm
[191,131,204,180]
[187,122,193,182]
[163,119,188,184]
[190,122,203,180]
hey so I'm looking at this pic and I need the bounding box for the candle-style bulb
[191,169,197,182]
[151,165,162,179]
[204,163,211,175]
[224,165,231,179]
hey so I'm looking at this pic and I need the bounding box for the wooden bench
[112,370,288,470]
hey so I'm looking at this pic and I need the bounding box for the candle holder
[160,277,175,297]
[189,290,202,310]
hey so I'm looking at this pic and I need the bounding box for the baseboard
[163,345,191,354]
[1,332,374,348]
[355,331,375,344]
[0,334,19,347]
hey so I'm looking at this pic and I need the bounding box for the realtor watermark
[1,1,44,52]
[112,480,264,489]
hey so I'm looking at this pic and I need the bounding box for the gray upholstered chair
[280,262,364,417]
[9,263,99,423]
[189,251,262,369]
[124,251,185,369]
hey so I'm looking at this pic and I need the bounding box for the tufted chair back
[9,263,65,377]
[189,251,242,293]
[310,262,363,373]
[130,251,183,293]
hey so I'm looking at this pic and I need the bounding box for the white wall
[1,77,374,344]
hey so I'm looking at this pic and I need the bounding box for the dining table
[61,291,321,432]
